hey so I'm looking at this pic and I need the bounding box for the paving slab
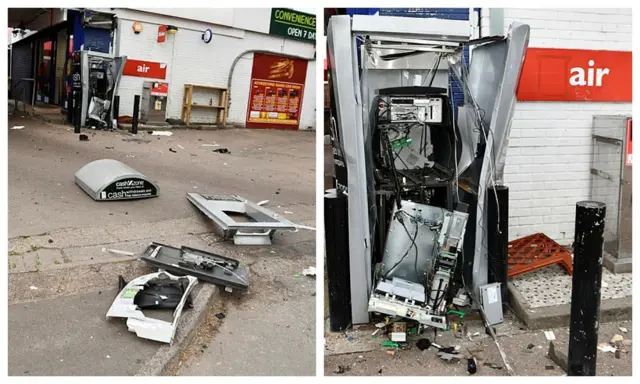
[508,264,633,329]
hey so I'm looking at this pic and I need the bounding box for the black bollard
[487,185,509,305]
[325,189,351,331]
[567,201,606,376]
[132,95,140,135]
[113,95,120,129]
[73,90,81,134]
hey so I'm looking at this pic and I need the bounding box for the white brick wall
[114,9,316,129]
[483,8,632,244]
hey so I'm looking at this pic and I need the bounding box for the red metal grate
[507,233,573,278]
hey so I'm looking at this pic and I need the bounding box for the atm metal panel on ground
[186,193,296,245]
[75,159,159,201]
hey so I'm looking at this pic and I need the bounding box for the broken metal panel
[141,242,249,291]
[106,271,197,344]
[75,159,159,201]
[328,15,373,324]
[381,201,446,283]
[186,193,296,245]
[470,22,530,297]
[351,15,471,42]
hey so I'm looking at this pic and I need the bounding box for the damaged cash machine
[70,50,126,129]
[326,15,529,330]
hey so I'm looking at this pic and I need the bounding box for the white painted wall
[481,8,632,244]
[114,9,316,129]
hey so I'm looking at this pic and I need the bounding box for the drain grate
[507,233,573,278]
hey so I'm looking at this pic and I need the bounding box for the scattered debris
[213,148,230,154]
[385,350,396,357]
[381,341,399,350]
[201,143,220,147]
[619,327,628,333]
[169,148,177,153]
[11,126,25,130]
[484,362,503,370]
[372,329,380,337]
[416,339,431,351]
[334,365,350,374]
[79,134,89,141]
[467,358,477,374]
[106,271,197,344]
[545,365,555,370]
[527,343,535,350]
[105,146,114,149]
[102,248,136,256]
[257,200,269,206]
[544,331,556,341]
[215,313,226,320]
[437,352,462,362]
[48,239,54,244]
[597,343,617,353]
[347,335,353,341]
[293,274,301,278]
[177,145,185,150]
[29,286,38,290]
[151,131,173,136]
[615,350,621,359]
[302,266,316,276]
[375,322,386,329]
[611,334,624,344]
[284,211,293,214]
[390,332,406,342]
[122,137,151,144]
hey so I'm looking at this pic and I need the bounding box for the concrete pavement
[8,117,316,376]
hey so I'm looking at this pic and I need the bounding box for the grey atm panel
[75,159,160,201]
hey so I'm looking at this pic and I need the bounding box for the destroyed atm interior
[325,15,530,334]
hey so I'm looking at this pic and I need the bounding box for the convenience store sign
[269,8,316,42]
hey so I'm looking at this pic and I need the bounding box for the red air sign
[517,48,632,102]
[123,59,167,79]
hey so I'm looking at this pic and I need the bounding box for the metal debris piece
[102,248,136,256]
[106,271,197,344]
[75,159,160,201]
[186,193,297,245]
[303,266,317,276]
[547,342,568,373]
[151,131,173,136]
[140,242,249,291]
[11,126,25,130]
[544,331,556,341]
[29,286,38,290]
[257,200,269,206]
[619,327,628,333]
